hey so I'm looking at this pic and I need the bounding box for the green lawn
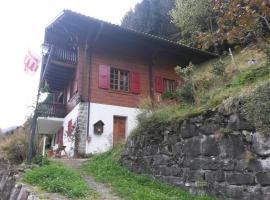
[23,162,94,199]
[82,146,215,200]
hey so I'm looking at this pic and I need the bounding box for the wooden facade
[39,10,216,117]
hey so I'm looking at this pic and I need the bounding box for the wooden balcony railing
[50,46,77,65]
[37,103,66,118]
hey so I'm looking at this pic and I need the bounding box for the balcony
[50,46,77,65]
[42,46,78,91]
[37,103,66,118]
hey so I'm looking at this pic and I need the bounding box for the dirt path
[56,159,123,200]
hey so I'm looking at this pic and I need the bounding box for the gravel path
[56,159,123,200]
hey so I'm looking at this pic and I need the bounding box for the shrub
[32,154,50,166]
[176,80,195,104]
[241,81,270,135]
[175,62,197,104]
[211,59,226,76]
[161,91,177,100]
[175,62,194,78]
[0,130,29,164]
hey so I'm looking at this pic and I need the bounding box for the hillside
[120,44,270,199]
[135,44,269,133]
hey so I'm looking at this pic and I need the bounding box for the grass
[22,161,92,199]
[82,146,215,200]
[133,44,270,134]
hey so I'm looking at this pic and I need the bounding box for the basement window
[110,68,129,92]
[163,79,176,92]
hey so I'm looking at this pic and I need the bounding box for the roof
[45,10,217,61]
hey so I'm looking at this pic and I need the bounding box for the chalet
[36,10,216,157]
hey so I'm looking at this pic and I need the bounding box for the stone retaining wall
[0,159,30,200]
[121,110,270,199]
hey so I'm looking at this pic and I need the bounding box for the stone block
[152,154,171,166]
[224,185,245,199]
[201,136,219,156]
[179,120,198,138]
[219,135,245,159]
[226,172,255,185]
[199,122,219,136]
[227,113,254,131]
[252,132,270,156]
[183,137,201,157]
[256,172,270,186]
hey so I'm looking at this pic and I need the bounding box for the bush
[32,154,50,166]
[0,130,29,164]
[211,59,226,76]
[241,81,270,135]
[161,91,177,100]
[176,80,195,104]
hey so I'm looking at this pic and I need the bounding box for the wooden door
[113,116,126,146]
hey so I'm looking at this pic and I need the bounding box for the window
[110,68,129,91]
[163,79,176,92]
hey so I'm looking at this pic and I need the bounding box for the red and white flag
[24,51,40,74]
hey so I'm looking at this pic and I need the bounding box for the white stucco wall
[86,102,138,154]
[62,104,80,157]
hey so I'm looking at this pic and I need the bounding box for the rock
[183,137,201,157]
[252,132,270,156]
[226,172,255,185]
[256,172,270,186]
[227,114,254,131]
[179,120,198,138]
[219,135,245,159]
[201,136,219,156]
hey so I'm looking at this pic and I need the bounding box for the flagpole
[27,86,41,163]
[27,46,49,163]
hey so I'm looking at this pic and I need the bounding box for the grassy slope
[22,161,96,199]
[135,44,269,129]
[82,146,214,200]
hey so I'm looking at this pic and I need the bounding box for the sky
[0,0,142,130]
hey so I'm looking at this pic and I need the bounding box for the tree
[170,0,215,47]
[199,0,270,54]
[121,0,179,40]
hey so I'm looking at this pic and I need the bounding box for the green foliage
[32,154,50,166]
[175,63,196,104]
[176,80,196,104]
[175,62,194,78]
[240,80,270,135]
[161,91,177,100]
[23,162,89,198]
[82,146,214,200]
[231,65,270,86]
[121,0,179,40]
[170,0,214,46]
[211,59,226,76]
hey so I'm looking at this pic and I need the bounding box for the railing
[50,46,77,65]
[37,103,66,118]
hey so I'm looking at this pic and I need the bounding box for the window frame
[110,67,130,92]
[163,78,176,92]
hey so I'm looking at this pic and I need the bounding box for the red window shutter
[131,72,140,94]
[155,76,163,93]
[99,65,110,89]
[57,127,64,146]
[67,120,72,136]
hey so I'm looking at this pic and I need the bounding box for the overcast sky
[0,0,142,129]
